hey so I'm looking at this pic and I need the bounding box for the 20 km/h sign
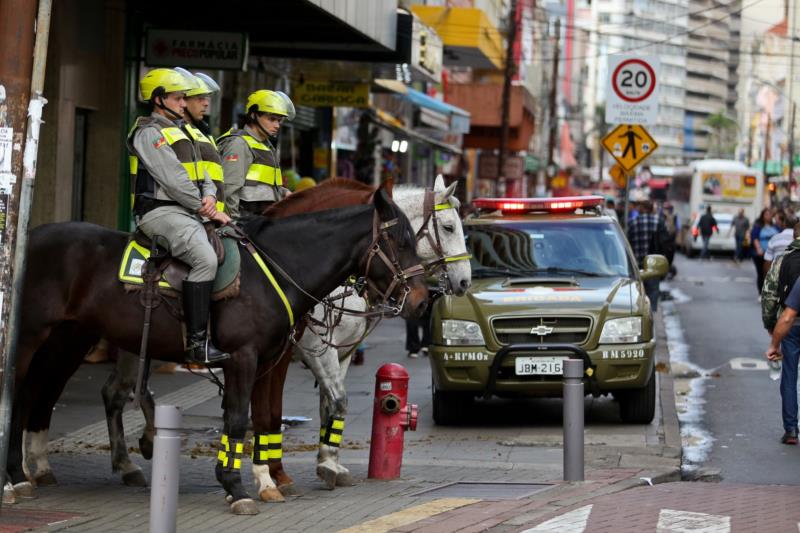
[605,55,660,125]
[601,124,658,172]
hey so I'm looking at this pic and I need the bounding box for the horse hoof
[139,436,154,460]
[335,472,355,487]
[258,487,285,503]
[122,470,148,487]
[13,481,35,499]
[278,483,301,497]
[230,498,259,515]
[316,465,337,490]
[34,471,58,486]
[2,484,17,504]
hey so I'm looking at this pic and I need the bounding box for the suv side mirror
[640,254,669,280]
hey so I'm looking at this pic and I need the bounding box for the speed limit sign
[605,55,660,125]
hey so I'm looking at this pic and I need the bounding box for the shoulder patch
[225,153,239,162]
[153,136,167,149]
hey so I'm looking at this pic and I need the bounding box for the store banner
[294,82,370,108]
[145,29,248,70]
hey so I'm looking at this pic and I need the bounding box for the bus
[667,160,764,256]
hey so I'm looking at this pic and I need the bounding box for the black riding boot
[182,280,229,364]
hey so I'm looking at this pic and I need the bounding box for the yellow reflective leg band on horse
[218,434,244,471]
[321,416,345,447]
[267,432,282,462]
[251,432,271,465]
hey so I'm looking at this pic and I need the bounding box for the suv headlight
[599,317,642,343]
[441,319,486,346]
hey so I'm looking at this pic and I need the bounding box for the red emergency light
[473,196,605,213]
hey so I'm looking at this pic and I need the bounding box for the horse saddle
[118,225,241,300]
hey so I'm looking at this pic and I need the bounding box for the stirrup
[186,338,229,365]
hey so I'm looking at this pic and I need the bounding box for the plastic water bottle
[769,358,782,381]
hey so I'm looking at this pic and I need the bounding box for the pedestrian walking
[660,202,679,279]
[752,208,777,294]
[729,208,750,262]
[764,257,800,445]
[764,211,796,274]
[697,206,718,259]
[627,200,667,312]
[405,307,432,359]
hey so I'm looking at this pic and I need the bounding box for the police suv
[429,196,668,424]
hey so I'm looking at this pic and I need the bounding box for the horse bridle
[416,189,472,294]
[361,212,427,316]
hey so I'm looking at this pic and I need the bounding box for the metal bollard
[150,405,182,533]
[562,358,584,481]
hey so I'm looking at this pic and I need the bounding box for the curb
[655,307,683,460]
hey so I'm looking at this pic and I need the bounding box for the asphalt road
[666,252,800,484]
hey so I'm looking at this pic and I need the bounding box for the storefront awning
[372,108,462,155]
[403,88,471,134]
[410,6,504,70]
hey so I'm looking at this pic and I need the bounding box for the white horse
[291,177,471,489]
[21,176,471,497]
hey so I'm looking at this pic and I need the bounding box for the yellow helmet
[175,68,221,98]
[294,177,317,192]
[139,68,194,102]
[246,90,290,118]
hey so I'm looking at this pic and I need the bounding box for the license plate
[514,356,568,376]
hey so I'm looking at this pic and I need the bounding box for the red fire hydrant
[367,363,418,479]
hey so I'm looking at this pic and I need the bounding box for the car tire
[432,380,471,426]
[618,370,656,424]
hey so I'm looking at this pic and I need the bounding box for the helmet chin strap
[252,114,272,141]
[154,95,183,122]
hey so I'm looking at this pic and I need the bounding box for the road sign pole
[623,169,633,232]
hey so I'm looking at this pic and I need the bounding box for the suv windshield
[466,220,633,278]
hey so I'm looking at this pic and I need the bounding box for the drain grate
[410,482,553,500]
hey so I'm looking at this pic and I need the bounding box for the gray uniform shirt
[219,125,288,218]
[132,113,216,220]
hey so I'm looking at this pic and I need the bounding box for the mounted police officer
[175,68,225,213]
[127,68,231,364]
[217,90,295,218]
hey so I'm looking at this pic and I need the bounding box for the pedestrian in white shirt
[765,211,797,274]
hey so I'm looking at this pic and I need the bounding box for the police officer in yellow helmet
[217,90,295,218]
[175,68,225,213]
[127,68,231,364]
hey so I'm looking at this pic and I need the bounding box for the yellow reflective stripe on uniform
[216,201,225,212]
[249,250,294,327]
[202,161,223,182]
[245,164,281,185]
[331,419,345,430]
[129,155,138,175]
[182,162,199,181]
[161,127,188,144]
[242,135,269,151]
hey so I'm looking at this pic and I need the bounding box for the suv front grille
[492,316,592,345]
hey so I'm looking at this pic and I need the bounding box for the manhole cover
[410,482,553,500]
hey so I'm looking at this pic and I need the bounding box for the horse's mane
[264,178,375,218]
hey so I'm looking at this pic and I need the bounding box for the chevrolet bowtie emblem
[530,325,554,336]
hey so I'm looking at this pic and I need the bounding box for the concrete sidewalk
[0,313,681,532]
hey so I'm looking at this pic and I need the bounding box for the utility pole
[0,0,52,505]
[764,113,771,204]
[789,103,796,184]
[546,18,561,187]
[498,0,518,194]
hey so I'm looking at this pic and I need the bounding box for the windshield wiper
[520,267,604,277]
[472,267,531,278]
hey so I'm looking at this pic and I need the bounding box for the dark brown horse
[6,183,428,514]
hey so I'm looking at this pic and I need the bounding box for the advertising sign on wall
[145,30,248,70]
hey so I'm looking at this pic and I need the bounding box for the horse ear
[373,187,396,221]
[435,181,458,205]
[434,174,446,191]
[382,178,394,198]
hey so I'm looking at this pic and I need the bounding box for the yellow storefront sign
[293,82,369,108]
